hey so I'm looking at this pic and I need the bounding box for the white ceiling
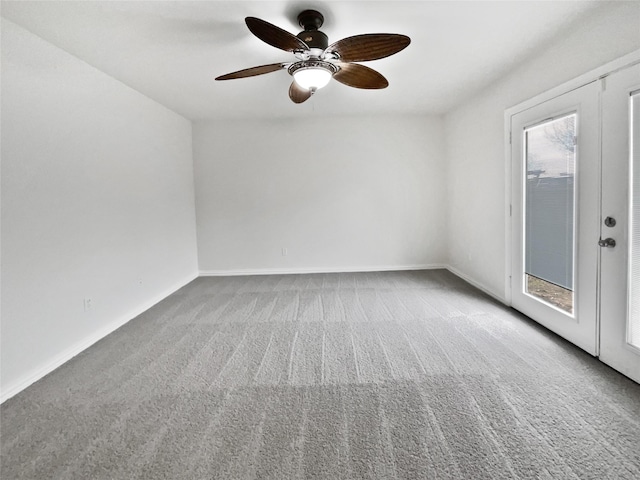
[2,1,606,120]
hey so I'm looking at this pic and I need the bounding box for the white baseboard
[0,272,198,404]
[199,264,446,276]
[445,265,507,305]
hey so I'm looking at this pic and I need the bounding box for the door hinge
[509,204,512,217]
[509,131,512,144]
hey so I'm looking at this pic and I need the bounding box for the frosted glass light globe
[293,67,332,90]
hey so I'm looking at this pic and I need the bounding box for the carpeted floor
[1,270,639,479]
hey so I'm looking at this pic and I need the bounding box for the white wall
[444,2,640,300]
[194,116,446,273]
[1,19,199,400]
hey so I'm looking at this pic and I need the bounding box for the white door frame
[504,50,640,305]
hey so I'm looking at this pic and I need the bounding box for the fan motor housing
[297,30,328,50]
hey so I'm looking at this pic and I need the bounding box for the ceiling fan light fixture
[289,61,338,91]
[217,12,411,104]
[294,68,332,90]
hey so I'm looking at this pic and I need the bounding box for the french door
[511,62,640,382]
[600,63,640,383]
[511,81,600,355]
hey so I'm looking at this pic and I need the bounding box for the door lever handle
[598,238,616,248]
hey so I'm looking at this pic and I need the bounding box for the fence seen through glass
[524,114,576,314]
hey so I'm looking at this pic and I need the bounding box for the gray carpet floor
[1,270,639,479]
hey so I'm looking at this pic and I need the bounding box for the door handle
[598,237,616,248]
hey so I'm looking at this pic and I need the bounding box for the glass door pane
[629,91,640,348]
[524,114,576,314]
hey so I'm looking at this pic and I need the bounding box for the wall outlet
[83,298,93,312]
[282,248,288,256]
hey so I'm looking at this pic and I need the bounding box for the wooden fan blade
[215,63,286,81]
[289,81,312,103]
[245,17,308,53]
[333,63,389,89]
[325,34,410,62]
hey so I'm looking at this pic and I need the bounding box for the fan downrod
[297,10,324,30]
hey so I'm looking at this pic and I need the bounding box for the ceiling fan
[215,10,411,104]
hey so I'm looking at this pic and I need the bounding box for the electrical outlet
[83,298,93,312]
[282,248,288,256]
